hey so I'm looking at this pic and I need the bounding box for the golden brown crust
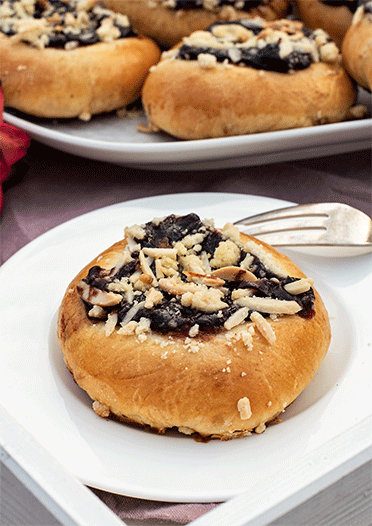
[0,34,160,119]
[57,230,331,440]
[296,0,355,47]
[142,59,356,140]
[103,0,289,48]
[342,6,372,91]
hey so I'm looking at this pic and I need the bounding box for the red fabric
[0,87,30,212]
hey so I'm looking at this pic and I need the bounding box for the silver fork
[234,202,372,256]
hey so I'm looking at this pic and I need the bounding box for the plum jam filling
[319,0,360,13]
[174,19,340,72]
[0,0,136,49]
[362,0,372,14]
[164,0,270,11]
[77,214,315,335]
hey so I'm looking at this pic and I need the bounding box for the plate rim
[4,106,372,155]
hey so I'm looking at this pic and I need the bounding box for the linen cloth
[1,141,371,524]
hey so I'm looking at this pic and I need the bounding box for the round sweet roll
[141,18,357,140]
[0,0,161,119]
[295,0,364,47]
[102,0,290,48]
[342,1,372,90]
[58,213,331,440]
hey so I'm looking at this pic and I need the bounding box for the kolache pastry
[0,0,161,120]
[102,0,290,48]
[295,0,369,48]
[58,213,331,440]
[141,18,357,140]
[342,1,372,91]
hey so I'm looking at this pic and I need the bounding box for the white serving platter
[0,192,371,509]
[3,88,371,171]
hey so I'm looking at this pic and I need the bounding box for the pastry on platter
[58,213,331,440]
[295,0,363,47]
[0,0,161,120]
[141,18,357,140]
[342,0,372,90]
[102,0,290,48]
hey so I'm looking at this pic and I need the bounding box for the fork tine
[234,203,330,227]
[238,216,328,237]
[234,202,372,247]
[241,230,330,246]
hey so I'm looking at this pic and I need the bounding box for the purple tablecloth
[1,142,371,265]
[1,140,371,524]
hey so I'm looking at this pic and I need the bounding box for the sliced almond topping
[237,397,252,420]
[109,250,132,276]
[211,266,257,282]
[77,280,122,307]
[105,312,118,336]
[224,307,249,330]
[121,300,146,325]
[160,266,179,277]
[231,289,253,300]
[155,259,165,279]
[200,251,211,273]
[142,247,177,258]
[250,311,276,344]
[236,296,301,315]
[184,271,225,287]
[284,278,314,295]
[243,240,288,278]
[240,254,254,270]
[139,250,157,286]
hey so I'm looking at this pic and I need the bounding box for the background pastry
[0,0,161,119]
[142,18,357,139]
[102,0,290,47]
[295,0,363,47]
[342,1,372,90]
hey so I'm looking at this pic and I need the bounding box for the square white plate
[0,192,371,503]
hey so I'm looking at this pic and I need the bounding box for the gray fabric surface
[1,142,371,265]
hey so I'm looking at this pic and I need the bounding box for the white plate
[0,192,371,503]
[3,88,372,171]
